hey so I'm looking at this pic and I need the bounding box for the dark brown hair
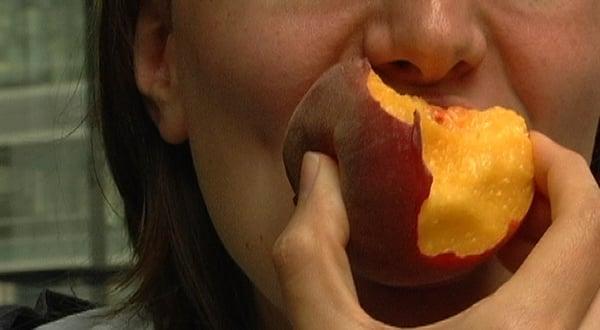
[89,1,599,329]
[89,1,257,329]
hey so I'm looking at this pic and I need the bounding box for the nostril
[394,60,411,69]
[393,60,422,75]
[390,59,473,84]
[449,61,474,80]
[390,60,425,82]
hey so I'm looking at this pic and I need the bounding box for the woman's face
[165,0,600,319]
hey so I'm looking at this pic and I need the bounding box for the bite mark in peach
[283,59,535,286]
[367,72,534,259]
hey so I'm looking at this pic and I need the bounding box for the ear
[134,0,187,144]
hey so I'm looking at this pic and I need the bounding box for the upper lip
[417,94,476,109]
[374,70,479,109]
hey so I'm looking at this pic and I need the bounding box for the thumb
[272,152,377,329]
[497,192,551,272]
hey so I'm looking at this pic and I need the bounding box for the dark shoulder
[0,290,152,330]
[0,289,94,330]
[36,307,153,330]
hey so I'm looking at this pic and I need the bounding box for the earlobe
[134,2,188,145]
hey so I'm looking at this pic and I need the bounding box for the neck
[254,288,291,330]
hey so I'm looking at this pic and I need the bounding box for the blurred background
[0,0,131,306]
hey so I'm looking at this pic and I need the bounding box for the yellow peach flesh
[367,71,534,257]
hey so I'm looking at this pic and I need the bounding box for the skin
[134,0,600,328]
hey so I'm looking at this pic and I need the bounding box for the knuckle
[561,149,588,168]
[555,149,590,179]
[310,189,346,221]
[271,225,318,271]
[272,185,348,273]
[586,186,600,207]
[574,187,600,228]
[586,190,600,217]
[584,191,600,235]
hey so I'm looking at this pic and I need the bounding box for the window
[0,0,130,307]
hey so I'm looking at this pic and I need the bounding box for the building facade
[0,0,130,306]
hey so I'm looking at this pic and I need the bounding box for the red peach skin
[283,60,490,286]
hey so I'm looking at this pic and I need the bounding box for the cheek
[171,1,367,309]
[485,3,600,155]
[181,90,298,308]
[175,3,366,151]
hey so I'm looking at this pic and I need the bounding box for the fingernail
[297,152,321,203]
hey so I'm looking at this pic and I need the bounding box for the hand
[272,132,600,329]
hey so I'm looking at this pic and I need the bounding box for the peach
[283,59,534,287]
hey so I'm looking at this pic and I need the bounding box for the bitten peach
[283,59,534,287]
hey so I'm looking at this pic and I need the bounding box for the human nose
[364,0,487,85]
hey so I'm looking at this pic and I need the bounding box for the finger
[530,131,599,215]
[580,290,600,330]
[519,193,552,243]
[272,152,377,329]
[497,192,551,272]
[496,238,534,274]
[491,132,600,328]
